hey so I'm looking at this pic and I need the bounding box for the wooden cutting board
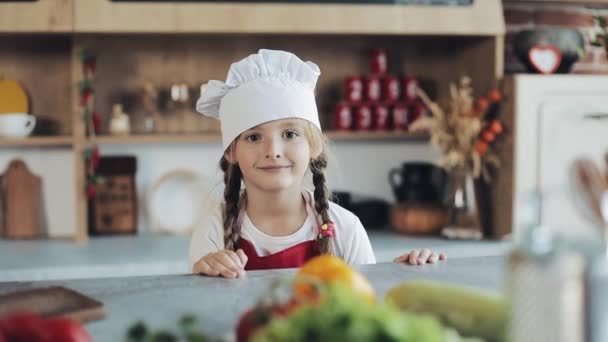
[1,159,41,239]
[0,286,105,323]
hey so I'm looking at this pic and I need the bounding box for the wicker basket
[390,203,446,235]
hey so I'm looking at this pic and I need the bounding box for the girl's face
[227,118,320,194]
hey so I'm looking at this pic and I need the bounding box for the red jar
[334,102,352,131]
[345,76,363,102]
[382,75,401,102]
[354,104,373,131]
[373,104,390,131]
[392,103,408,130]
[409,101,428,124]
[402,76,419,104]
[365,76,382,102]
[370,48,388,75]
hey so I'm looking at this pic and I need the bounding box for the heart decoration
[528,45,562,74]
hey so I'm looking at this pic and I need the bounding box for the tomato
[490,120,503,134]
[44,318,91,342]
[235,300,298,342]
[0,311,49,342]
[474,97,489,117]
[488,89,502,103]
[476,140,489,155]
[482,130,495,143]
[293,255,376,304]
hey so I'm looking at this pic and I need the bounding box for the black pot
[514,28,584,74]
[388,162,447,203]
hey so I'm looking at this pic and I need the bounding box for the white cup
[0,113,36,138]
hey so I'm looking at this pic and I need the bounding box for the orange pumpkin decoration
[293,255,376,304]
[0,79,29,114]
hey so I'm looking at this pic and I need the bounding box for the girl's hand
[393,249,447,265]
[193,249,248,278]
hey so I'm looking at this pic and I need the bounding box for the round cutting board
[146,169,213,234]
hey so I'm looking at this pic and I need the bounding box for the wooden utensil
[571,158,608,249]
[1,159,41,239]
[0,286,105,323]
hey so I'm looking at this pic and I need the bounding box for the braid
[310,152,333,255]
[220,156,243,251]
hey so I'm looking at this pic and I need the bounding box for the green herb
[125,314,209,342]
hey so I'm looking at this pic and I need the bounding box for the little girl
[190,49,446,278]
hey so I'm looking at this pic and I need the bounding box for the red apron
[235,191,323,271]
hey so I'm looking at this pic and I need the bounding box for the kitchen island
[0,231,511,282]
[0,256,506,341]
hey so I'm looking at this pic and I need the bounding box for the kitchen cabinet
[0,0,73,33]
[0,0,505,241]
[506,75,608,241]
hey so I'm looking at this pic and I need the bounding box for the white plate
[146,170,212,234]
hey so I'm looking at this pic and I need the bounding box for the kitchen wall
[100,141,440,234]
[0,141,440,236]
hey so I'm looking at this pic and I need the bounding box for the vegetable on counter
[293,255,376,304]
[126,314,208,342]
[237,255,500,342]
[385,280,508,342]
[0,311,91,342]
[251,284,452,342]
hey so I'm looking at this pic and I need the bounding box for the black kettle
[388,162,447,203]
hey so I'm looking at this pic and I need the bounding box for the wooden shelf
[0,0,73,33]
[74,0,504,36]
[0,136,73,148]
[326,131,429,141]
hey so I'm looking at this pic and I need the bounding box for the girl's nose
[264,137,282,159]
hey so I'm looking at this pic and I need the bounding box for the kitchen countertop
[0,256,506,341]
[0,230,511,282]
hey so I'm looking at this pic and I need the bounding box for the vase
[442,167,483,239]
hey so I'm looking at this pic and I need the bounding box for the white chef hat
[196,49,322,151]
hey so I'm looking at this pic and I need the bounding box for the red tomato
[235,307,267,342]
[235,300,299,342]
[44,318,91,342]
[476,141,489,155]
[488,89,502,103]
[490,120,503,134]
[0,311,50,342]
[474,97,489,117]
[482,130,495,143]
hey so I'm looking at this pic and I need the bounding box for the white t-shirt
[189,191,376,269]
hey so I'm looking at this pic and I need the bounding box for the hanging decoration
[79,49,101,200]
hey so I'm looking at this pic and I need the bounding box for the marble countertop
[0,256,506,341]
[0,230,511,282]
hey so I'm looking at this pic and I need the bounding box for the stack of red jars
[334,49,428,132]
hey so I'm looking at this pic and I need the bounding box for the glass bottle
[442,166,482,239]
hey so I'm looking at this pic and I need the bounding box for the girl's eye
[284,131,299,139]
[245,134,261,142]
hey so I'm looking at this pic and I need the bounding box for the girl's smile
[257,165,292,172]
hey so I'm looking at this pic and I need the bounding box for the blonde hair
[219,120,334,255]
